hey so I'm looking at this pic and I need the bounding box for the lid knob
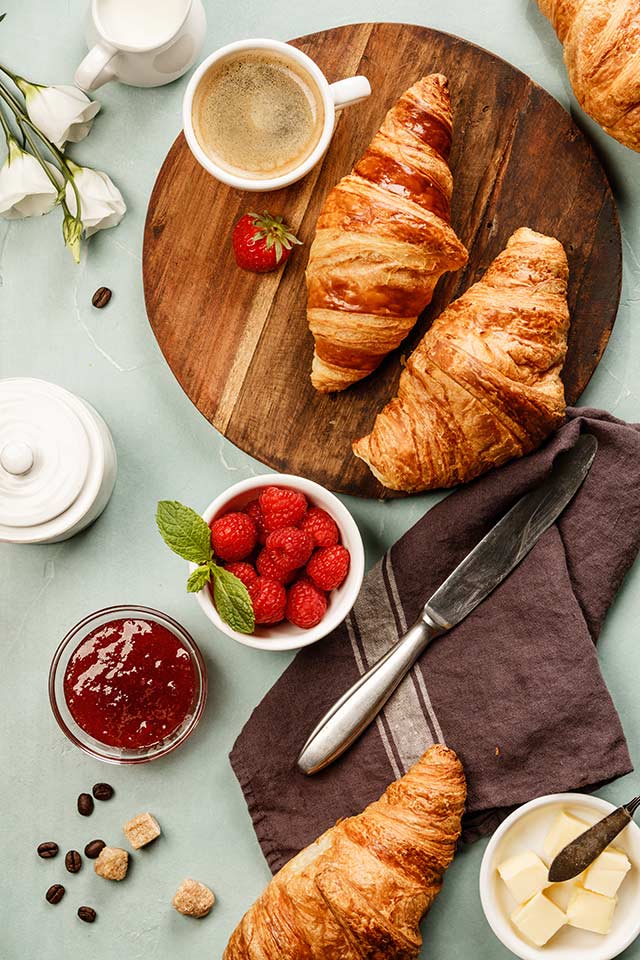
[1,441,34,476]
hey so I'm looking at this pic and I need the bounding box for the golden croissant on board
[223,744,466,959]
[353,227,570,492]
[537,0,640,151]
[306,74,468,393]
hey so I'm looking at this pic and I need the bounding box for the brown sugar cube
[122,812,161,849]
[94,846,129,881]
[172,878,215,918]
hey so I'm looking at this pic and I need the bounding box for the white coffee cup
[74,0,206,91]
[182,38,371,192]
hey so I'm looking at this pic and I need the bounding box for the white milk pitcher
[75,0,206,91]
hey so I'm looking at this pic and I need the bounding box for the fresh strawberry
[259,486,308,532]
[224,561,258,590]
[306,544,350,591]
[248,577,286,624]
[286,578,327,629]
[243,498,268,544]
[210,511,257,562]
[232,211,301,273]
[301,507,340,548]
[266,526,314,568]
[256,548,295,584]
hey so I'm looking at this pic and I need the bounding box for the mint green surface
[1,2,639,958]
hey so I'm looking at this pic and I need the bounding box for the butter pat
[544,811,589,861]
[512,892,566,947]
[567,887,617,935]
[584,848,631,898]
[498,849,549,904]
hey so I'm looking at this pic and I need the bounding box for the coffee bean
[92,782,114,801]
[65,850,82,873]
[37,841,59,859]
[84,839,106,860]
[45,884,65,904]
[78,906,96,923]
[77,793,94,816]
[91,286,112,309]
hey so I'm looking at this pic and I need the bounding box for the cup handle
[74,43,117,92]
[329,76,371,111]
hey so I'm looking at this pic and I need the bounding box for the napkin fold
[230,409,640,874]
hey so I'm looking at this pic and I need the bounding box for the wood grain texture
[143,22,621,499]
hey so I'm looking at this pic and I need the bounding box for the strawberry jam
[63,618,196,749]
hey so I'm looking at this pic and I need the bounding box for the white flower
[64,160,126,236]
[18,80,100,149]
[0,139,61,220]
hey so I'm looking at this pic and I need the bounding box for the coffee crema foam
[192,52,325,179]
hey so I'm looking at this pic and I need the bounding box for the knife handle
[296,616,441,775]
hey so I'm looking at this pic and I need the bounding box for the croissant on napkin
[224,744,466,959]
[537,0,640,151]
[306,74,468,393]
[353,227,570,491]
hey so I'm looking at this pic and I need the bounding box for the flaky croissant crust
[223,744,466,960]
[306,74,468,393]
[353,227,570,492]
[538,0,640,151]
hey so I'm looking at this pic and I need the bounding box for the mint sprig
[156,501,255,635]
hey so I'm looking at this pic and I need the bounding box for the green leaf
[211,565,255,634]
[156,500,212,564]
[0,14,6,23]
[187,563,213,593]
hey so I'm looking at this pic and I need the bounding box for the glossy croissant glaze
[353,228,569,492]
[537,0,640,151]
[306,74,468,393]
[223,744,466,959]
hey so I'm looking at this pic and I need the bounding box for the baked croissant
[306,74,468,393]
[224,744,466,959]
[353,227,569,492]
[537,0,640,151]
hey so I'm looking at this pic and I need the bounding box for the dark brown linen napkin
[230,408,640,874]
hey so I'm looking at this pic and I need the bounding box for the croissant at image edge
[537,0,640,151]
[223,744,466,959]
[306,74,468,393]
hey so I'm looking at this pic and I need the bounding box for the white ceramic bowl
[480,793,640,960]
[192,473,365,651]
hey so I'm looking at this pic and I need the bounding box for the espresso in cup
[191,51,325,180]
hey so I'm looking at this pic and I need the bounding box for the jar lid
[0,379,92,528]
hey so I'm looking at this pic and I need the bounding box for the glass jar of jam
[49,606,207,763]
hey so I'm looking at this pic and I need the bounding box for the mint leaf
[156,500,212,564]
[187,563,213,593]
[211,565,255,634]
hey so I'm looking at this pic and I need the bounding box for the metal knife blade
[548,796,640,882]
[424,434,598,630]
[297,434,598,775]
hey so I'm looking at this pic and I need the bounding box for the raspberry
[300,507,340,547]
[286,578,327,629]
[259,486,307,532]
[248,577,286,624]
[210,511,257,562]
[243,499,268,544]
[306,545,350,591]
[266,526,314,568]
[224,561,258,590]
[256,548,295,584]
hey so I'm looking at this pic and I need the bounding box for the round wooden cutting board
[143,22,621,499]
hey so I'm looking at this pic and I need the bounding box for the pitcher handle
[75,42,117,92]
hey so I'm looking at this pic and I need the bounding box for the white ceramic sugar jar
[0,378,117,544]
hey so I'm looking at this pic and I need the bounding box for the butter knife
[297,434,598,775]
[548,796,640,882]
